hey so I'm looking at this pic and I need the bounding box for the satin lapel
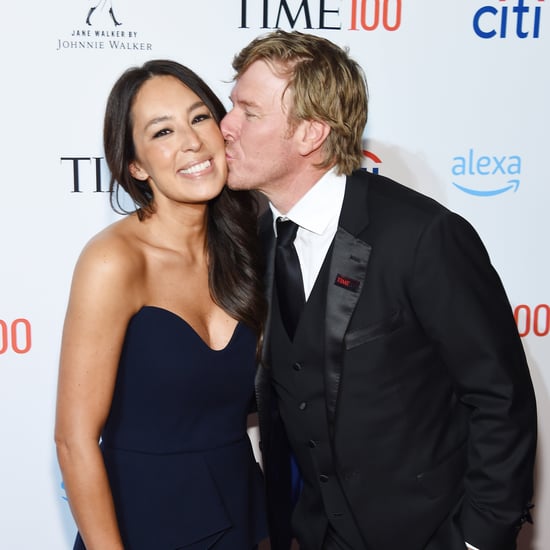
[325,229,371,433]
[324,172,372,435]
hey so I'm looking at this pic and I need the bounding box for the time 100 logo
[239,0,402,31]
[514,304,549,337]
[0,318,32,355]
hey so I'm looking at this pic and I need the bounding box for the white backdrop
[0,1,548,548]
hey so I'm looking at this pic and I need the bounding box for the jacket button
[293,362,302,371]
[319,474,329,483]
[308,439,317,448]
[298,401,307,411]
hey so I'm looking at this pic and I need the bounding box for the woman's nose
[181,127,201,151]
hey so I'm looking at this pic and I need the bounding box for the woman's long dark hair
[103,59,266,347]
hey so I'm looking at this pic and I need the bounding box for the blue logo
[451,149,521,197]
[473,0,544,39]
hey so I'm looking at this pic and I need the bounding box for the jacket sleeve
[408,210,536,550]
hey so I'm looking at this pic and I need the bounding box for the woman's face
[129,74,227,208]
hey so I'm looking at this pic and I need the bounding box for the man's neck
[266,166,334,215]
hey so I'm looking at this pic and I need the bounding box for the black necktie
[275,217,305,339]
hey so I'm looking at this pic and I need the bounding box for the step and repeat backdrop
[0,1,548,548]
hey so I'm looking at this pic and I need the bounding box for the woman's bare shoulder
[70,216,146,306]
[81,215,143,267]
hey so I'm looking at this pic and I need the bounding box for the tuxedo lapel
[256,173,373,434]
[324,172,372,434]
[325,229,371,433]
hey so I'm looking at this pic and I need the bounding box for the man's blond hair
[232,30,368,175]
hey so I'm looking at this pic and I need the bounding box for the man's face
[221,60,302,202]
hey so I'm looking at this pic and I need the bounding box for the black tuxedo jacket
[256,170,536,550]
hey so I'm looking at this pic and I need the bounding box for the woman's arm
[55,233,139,550]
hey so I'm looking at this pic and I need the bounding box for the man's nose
[220,110,236,140]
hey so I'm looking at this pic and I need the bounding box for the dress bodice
[74,306,266,550]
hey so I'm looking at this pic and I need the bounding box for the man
[221,30,536,550]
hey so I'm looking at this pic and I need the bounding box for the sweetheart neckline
[136,306,242,353]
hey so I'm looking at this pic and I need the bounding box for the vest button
[308,439,317,448]
[319,474,329,483]
[293,362,302,371]
[298,401,307,411]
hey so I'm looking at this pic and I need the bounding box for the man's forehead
[231,65,290,106]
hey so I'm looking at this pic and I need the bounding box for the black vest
[270,251,365,550]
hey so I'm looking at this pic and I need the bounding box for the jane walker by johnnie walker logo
[56,0,153,52]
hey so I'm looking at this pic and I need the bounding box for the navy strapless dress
[73,306,267,549]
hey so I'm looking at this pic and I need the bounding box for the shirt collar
[270,168,346,236]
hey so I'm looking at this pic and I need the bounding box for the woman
[55,60,267,549]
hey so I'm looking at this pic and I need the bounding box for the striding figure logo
[85,0,122,27]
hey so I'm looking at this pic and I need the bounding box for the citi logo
[473,0,544,38]
[451,149,521,197]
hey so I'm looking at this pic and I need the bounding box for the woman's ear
[129,161,149,181]
[296,119,331,157]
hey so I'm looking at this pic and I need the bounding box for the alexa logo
[451,149,521,197]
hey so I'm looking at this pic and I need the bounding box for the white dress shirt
[270,168,346,300]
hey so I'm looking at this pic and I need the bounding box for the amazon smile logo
[451,149,521,197]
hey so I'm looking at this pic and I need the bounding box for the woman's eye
[192,113,211,124]
[153,128,171,138]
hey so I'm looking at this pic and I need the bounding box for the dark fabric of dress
[73,306,267,549]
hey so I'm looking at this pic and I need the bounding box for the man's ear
[129,161,149,181]
[296,119,330,157]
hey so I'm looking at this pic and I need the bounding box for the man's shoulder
[347,169,447,216]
